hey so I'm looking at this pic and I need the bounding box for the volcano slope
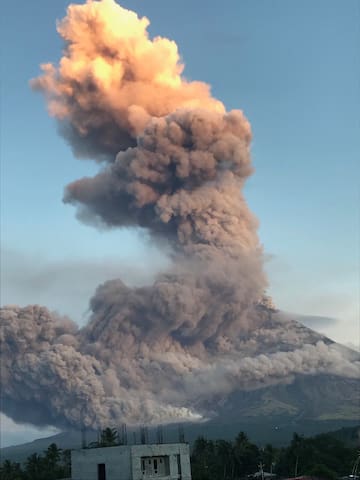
[1,302,359,434]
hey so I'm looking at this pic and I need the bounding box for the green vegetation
[88,427,119,448]
[1,428,358,479]
[191,431,358,479]
[0,443,70,480]
[329,425,360,448]
[273,432,356,477]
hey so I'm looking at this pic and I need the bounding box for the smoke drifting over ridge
[1,0,359,430]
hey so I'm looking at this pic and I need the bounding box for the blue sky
[1,0,359,445]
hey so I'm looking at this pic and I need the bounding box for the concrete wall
[71,443,191,480]
[130,444,191,480]
[71,445,131,480]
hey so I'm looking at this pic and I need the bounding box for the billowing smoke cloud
[1,304,359,429]
[31,0,223,161]
[1,0,359,430]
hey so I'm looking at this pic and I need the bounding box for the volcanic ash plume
[1,0,359,430]
[31,0,223,160]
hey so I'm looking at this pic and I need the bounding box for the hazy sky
[1,0,359,446]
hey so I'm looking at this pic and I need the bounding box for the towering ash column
[32,0,267,343]
[1,0,358,431]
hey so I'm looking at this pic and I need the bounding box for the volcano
[1,0,359,438]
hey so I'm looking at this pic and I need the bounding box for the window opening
[141,456,169,477]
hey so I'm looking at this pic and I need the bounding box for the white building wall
[71,445,131,480]
[71,443,191,480]
[130,444,191,480]
[179,447,191,480]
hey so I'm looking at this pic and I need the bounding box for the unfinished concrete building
[71,443,191,480]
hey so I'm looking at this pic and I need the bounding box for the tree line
[191,431,359,480]
[1,428,358,480]
[0,443,70,480]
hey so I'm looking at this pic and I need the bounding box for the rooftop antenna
[140,425,149,444]
[178,423,185,443]
[156,425,164,444]
[119,423,128,445]
[80,404,87,449]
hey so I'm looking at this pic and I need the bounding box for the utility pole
[294,455,299,478]
[351,450,360,477]
[258,462,264,480]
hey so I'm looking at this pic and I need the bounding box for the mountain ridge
[1,417,359,464]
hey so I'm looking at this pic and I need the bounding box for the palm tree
[0,459,24,480]
[25,453,44,480]
[233,431,260,476]
[100,427,119,447]
[45,443,62,466]
[43,443,63,479]
[191,437,215,480]
[215,439,233,480]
